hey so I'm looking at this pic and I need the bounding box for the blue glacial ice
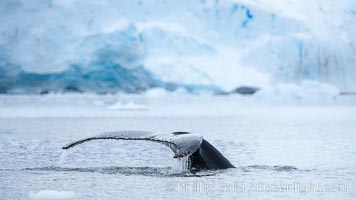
[0,0,355,94]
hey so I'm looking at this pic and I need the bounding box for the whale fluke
[62,131,235,171]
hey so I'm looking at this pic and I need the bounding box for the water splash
[58,150,69,165]
[172,156,190,172]
[180,156,190,171]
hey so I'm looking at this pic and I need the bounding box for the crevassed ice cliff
[0,0,355,94]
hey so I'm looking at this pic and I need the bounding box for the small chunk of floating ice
[107,101,147,110]
[29,190,76,200]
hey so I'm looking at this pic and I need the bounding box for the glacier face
[0,0,355,93]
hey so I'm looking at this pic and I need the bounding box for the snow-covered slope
[0,0,355,93]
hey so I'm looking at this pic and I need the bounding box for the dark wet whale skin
[171,132,235,170]
[189,139,235,170]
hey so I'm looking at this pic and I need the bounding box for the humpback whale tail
[62,131,235,171]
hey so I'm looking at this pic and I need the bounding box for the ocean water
[0,94,355,199]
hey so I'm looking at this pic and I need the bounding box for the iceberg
[255,81,340,103]
[107,101,147,110]
[29,190,76,200]
[0,0,355,93]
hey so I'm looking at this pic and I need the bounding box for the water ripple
[22,166,201,177]
[240,165,311,172]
